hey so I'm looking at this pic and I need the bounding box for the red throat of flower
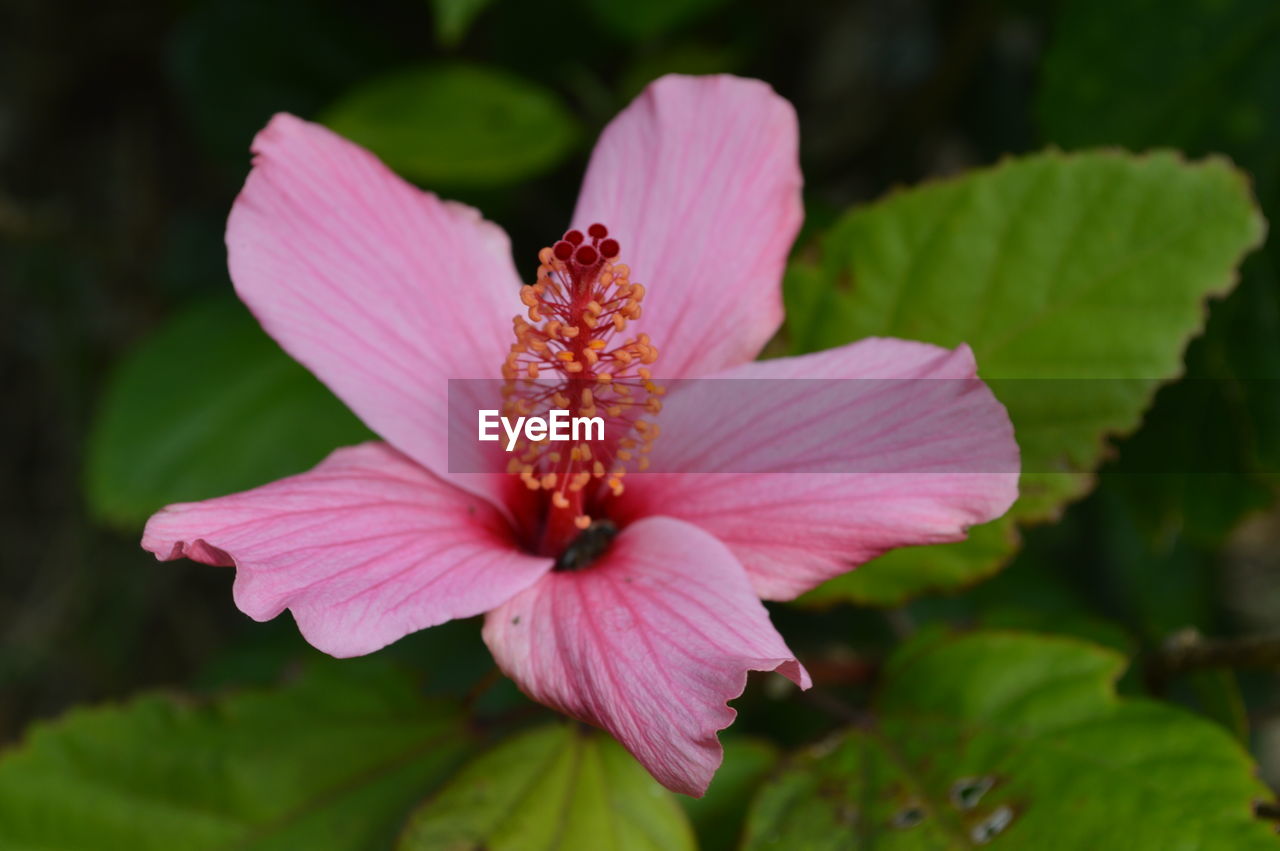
[502,224,663,560]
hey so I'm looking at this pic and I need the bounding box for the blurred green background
[4,0,1280,844]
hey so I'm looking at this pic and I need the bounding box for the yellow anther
[552,491,570,509]
[587,339,607,350]
[581,388,594,406]
[541,473,558,489]
[556,351,575,361]
[592,461,605,478]
[574,515,592,530]
[526,362,539,379]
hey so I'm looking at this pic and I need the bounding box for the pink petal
[616,339,1020,600]
[482,516,809,797]
[571,75,803,378]
[226,114,519,498]
[143,443,551,657]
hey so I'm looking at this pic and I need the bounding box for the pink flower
[142,75,1018,797]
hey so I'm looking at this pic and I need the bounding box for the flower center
[502,224,663,561]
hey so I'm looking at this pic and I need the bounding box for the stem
[1147,629,1280,691]
[463,665,503,708]
[1160,630,1280,673]
[801,689,875,729]
[1255,802,1280,822]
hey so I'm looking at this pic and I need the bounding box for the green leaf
[430,0,494,47]
[0,663,473,850]
[86,298,372,528]
[323,64,578,187]
[1040,0,1280,547]
[788,151,1265,605]
[679,737,780,851]
[743,631,1276,849]
[398,724,696,850]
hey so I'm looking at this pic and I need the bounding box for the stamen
[500,223,662,560]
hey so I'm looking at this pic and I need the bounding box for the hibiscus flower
[143,74,1018,796]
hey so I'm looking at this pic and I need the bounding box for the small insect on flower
[142,74,1018,798]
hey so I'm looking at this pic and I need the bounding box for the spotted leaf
[744,631,1277,849]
